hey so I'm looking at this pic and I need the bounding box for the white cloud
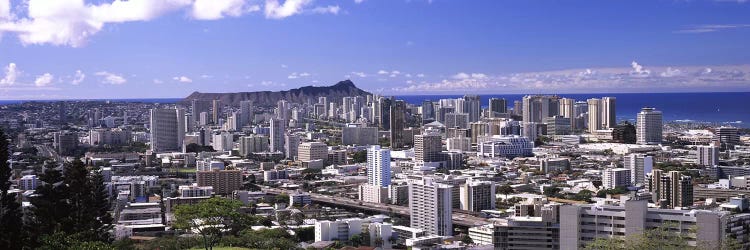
[676,24,750,33]
[311,5,340,15]
[630,61,650,77]
[0,62,19,86]
[288,72,311,79]
[95,71,126,85]
[377,70,389,75]
[34,73,53,87]
[0,0,10,20]
[71,70,85,85]
[660,67,682,77]
[452,72,486,79]
[416,73,425,78]
[173,76,192,83]
[191,0,259,20]
[351,71,367,78]
[281,64,288,68]
[153,79,163,84]
[200,74,213,79]
[264,0,312,19]
[354,0,365,3]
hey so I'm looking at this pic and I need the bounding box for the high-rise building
[284,134,301,160]
[390,100,407,149]
[697,145,720,166]
[238,135,268,157]
[559,98,575,131]
[422,100,435,121]
[601,97,616,129]
[716,126,740,150]
[298,142,328,162]
[586,98,601,133]
[648,170,693,208]
[445,112,469,129]
[211,100,221,125]
[239,100,253,126]
[459,179,495,212]
[464,95,481,122]
[523,95,550,123]
[367,145,391,187]
[409,177,453,236]
[636,107,663,145]
[624,153,653,185]
[470,122,490,144]
[192,99,211,124]
[544,115,571,135]
[489,98,507,116]
[211,132,233,152]
[342,125,378,146]
[196,170,242,195]
[269,118,285,153]
[149,108,185,152]
[378,98,393,130]
[414,132,442,163]
[602,168,631,189]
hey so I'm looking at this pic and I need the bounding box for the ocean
[397,92,750,128]
[1,93,747,128]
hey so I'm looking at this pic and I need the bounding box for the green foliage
[220,229,300,250]
[497,184,515,199]
[173,197,246,250]
[185,143,217,153]
[0,128,24,249]
[596,186,629,198]
[352,150,367,163]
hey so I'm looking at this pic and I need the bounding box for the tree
[349,234,363,247]
[543,186,561,197]
[0,128,24,249]
[85,171,113,242]
[64,159,95,234]
[497,184,515,200]
[352,150,367,163]
[173,197,244,250]
[461,234,474,245]
[185,143,216,153]
[28,163,71,248]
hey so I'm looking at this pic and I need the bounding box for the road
[36,144,65,163]
[262,187,491,227]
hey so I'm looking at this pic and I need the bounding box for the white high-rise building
[367,145,391,187]
[459,179,495,212]
[586,98,601,133]
[150,108,185,152]
[409,177,453,236]
[697,145,720,166]
[636,107,663,145]
[211,132,233,152]
[601,97,616,129]
[269,118,285,153]
[239,100,253,126]
[602,168,631,189]
[559,98,576,131]
[624,153,653,185]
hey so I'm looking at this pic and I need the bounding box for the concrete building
[341,125,378,146]
[586,98,601,133]
[390,100,407,149]
[648,169,693,209]
[409,177,453,236]
[284,134,301,160]
[359,184,389,203]
[464,95,481,122]
[269,118,285,153]
[459,179,496,212]
[477,135,534,158]
[716,126,740,149]
[602,168,631,189]
[414,132,442,163]
[367,145,391,187]
[624,153,653,185]
[178,184,213,198]
[444,112,469,129]
[149,108,185,153]
[53,131,78,156]
[489,98,507,116]
[19,175,38,190]
[636,107,663,145]
[211,132,233,152]
[469,218,560,250]
[298,142,328,162]
[196,170,242,195]
[544,115,571,136]
[238,135,268,157]
[446,136,471,152]
[289,191,312,207]
[540,158,571,173]
[697,145,720,166]
[601,97,616,129]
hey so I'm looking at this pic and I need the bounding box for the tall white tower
[636,107,662,145]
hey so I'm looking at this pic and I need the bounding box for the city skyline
[0,0,749,100]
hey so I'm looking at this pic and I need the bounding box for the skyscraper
[636,107,663,145]
[409,177,453,236]
[697,145,720,166]
[367,145,391,187]
[601,97,616,129]
[284,134,301,160]
[379,98,392,130]
[489,98,507,115]
[464,95,481,122]
[239,100,253,126]
[624,153,653,185]
[559,98,575,131]
[390,100,407,149]
[459,179,495,212]
[192,99,211,125]
[650,171,692,208]
[211,100,221,125]
[269,118,285,153]
[149,108,185,152]
[716,126,740,150]
[414,132,442,163]
[586,98,601,133]
[422,100,435,121]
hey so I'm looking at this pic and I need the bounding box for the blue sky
[0,0,749,99]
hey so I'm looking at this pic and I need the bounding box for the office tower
[489,98,507,116]
[649,170,693,208]
[409,177,453,236]
[298,142,328,162]
[414,132,442,163]
[192,99,211,123]
[329,102,338,119]
[53,131,78,156]
[284,134,301,160]
[544,115,571,135]
[342,125,378,146]
[319,96,328,116]
[464,95,481,122]
[559,98,575,131]
[390,100,407,149]
[521,122,539,143]
[367,145,391,187]
[470,122,490,144]
[601,97,616,129]
[697,145,720,166]
[211,100,221,124]
[636,107,663,145]
[150,108,185,152]
[459,180,495,212]
[226,112,240,131]
[602,168,631,189]
[379,98,393,130]
[716,126,740,150]
[269,118,285,153]
[239,100,253,126]
[436,106,455,124]
[211,132,233,152]
[624,153,653,186]
[586,98,601,133]
[612,122,636,144]
[239,135,268,157]
[513,100,523,116]
[196,170,242,195]
[445,112,469,129]
[422,100,435,121]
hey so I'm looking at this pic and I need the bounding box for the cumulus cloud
[0,62,19,86]
[173,76,192,82]
[34,73,53,87]
[192,0,260,20]
[377,70,389,75]
[354,0,365,3]
[95,71,126,85]
[660,67,682,77]
[153,79,163,84]
[288,72,311,79]
[0,0,341,47]
[452,72,487,79]
[630,61,650,77]
[351,72,367,78]
[71,70,85,85]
